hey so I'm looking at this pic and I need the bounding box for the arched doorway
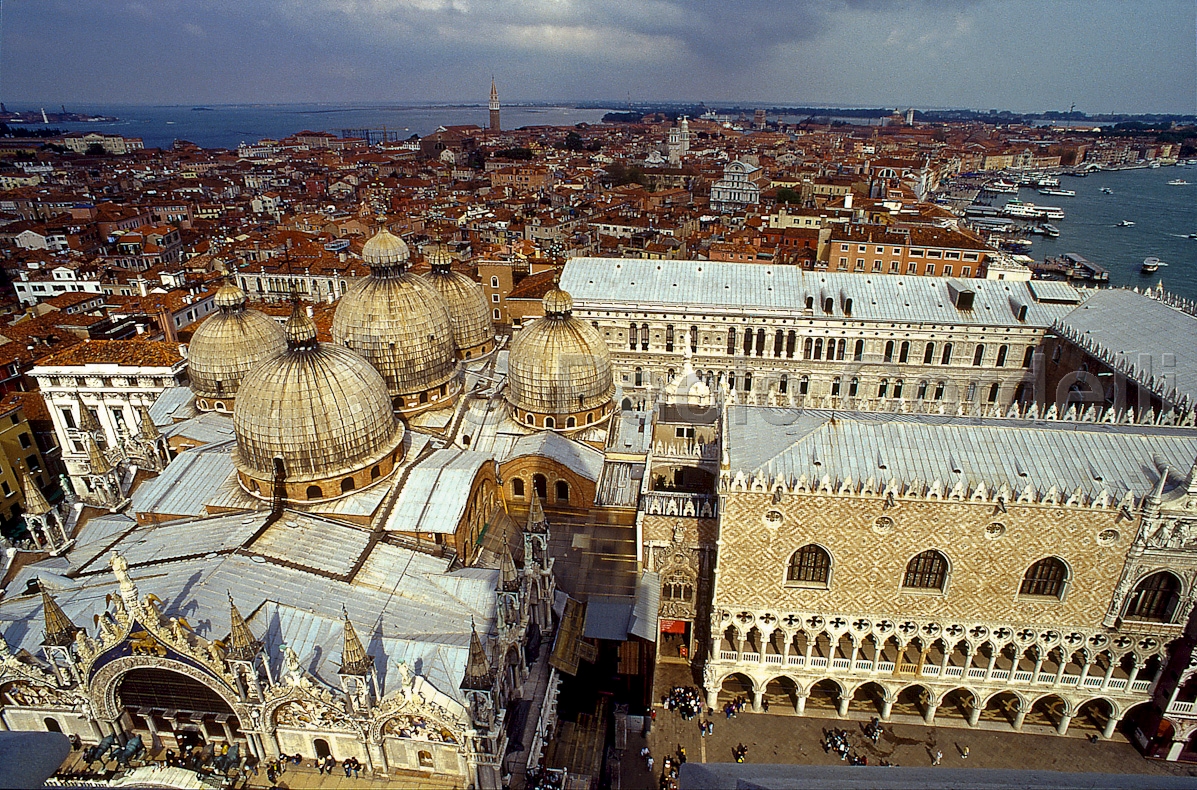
[893,684,931,718]
[719,673,754,706]
[980,691,1021,727]
[763,677,799,713]
[1027,694,1067,730]
[314,738,332,759]
[852,681,887,716]
[116,667,241,750]
[1075,698,1114,735]
[940,688,977,724]
[806,679,841,713]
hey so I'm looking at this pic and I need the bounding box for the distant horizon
[2,100,1194,119]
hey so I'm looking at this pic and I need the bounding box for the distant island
[0,103,118,124]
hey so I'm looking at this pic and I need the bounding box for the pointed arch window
[1125,571,1181,622]
[903,550,948,591]
[786,545,831,587]
[1020,557,1069,599]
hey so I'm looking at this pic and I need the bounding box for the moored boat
[1141,256,1167,273]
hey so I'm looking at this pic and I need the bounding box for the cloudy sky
[4,0,1194,113]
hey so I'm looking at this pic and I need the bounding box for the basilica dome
[187,282,287,413]
[232,306,405,503]
[331,226,460,413]
[425,248,495,360]
[506,286,615,431]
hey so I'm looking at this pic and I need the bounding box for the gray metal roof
[506,432,605,482]
[148,386,196,424]
[131,442,237,518]
[0,509,498,705]
[162,410,237,445]
[1056,288,1197,406]
[726,407,1197,501]
[561,257,1081,327]
[595,461,643,508]
[384,449,491,534]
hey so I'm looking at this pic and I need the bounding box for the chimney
[306,305,314,318]
[844,192,853,210]
[178,343,188,359]
[137,277,148,297]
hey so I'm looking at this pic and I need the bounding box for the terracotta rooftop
[37,340,183,368]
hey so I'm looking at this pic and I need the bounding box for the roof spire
[136,402,161,442]
[77,399,101,434]
[40,585,80,647]
[86,435,113,475]
[460,619,495,690]
[498,541,519,592]
[338,606,374,676]
[20,465,52,517]
[526,487,547,532]
[226,592,262,661]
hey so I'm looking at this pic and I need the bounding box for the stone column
[1101,713,1119,740]
[1167,738,1187,761]
[139,708,160,751]
[1100,659,1117,690]
[1056,713,1072,736]
[752,689,763,713]
[967,701,982,727]
[795,694,807,715]
[984,647,999,682]
[880,697,893,721]
[217,715,235,746]
[1012,705,1027,731]
[804,637,816,666]
[848,640,860,672]
[1126,659,1142,688]
[781,634,791,664]
[923,701,938,725]
[706,687,720,711]
[1077,659,1093,688]
[1053,655,1069,686]
[836,693,849,717]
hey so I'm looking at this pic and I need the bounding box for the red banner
[659,619,687,634]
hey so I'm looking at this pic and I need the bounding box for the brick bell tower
[489,77,500,132]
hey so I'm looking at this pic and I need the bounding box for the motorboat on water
[1141,257,1167,273]
[1038,188,1075,196]
[1100,187,1113,194]
[1167,179,1189,185]
[1116,220,1135,227]
[1039,223,1060,237]
[984,180,1019,193]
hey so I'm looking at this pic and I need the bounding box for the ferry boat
[1142,257,1167,273]
[1002,199,1064,220]
[1116,220,1135,227]
[1038,188,1076,196]
[983,180,1019,193]
[1167,179,1189,185]
[1036,177,1061,188]
[1039,223,1061,237]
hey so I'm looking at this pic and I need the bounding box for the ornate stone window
[1097,528,1119,546]
[663,572,694,602]
[1019,557,1069,599]
[984,522,1006,540]
[902,550,948,592]
[872,516,895,535]
[786,544,831,588]
[764,509,784,526]
[1125,571,1181,622]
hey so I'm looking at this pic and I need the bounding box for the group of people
[314,754,363,777]
[733,743,749,763]
[527,765,564,790]
[863,716,884,744]
[722,696,748,719]
[663,686,704,720]
[821,726,871,765]
[655,745,687,790]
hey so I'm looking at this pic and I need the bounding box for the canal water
[1001,166,1197,299]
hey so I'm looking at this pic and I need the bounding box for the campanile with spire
[489,77,500,132]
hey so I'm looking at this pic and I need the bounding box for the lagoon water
[993,167,1197,299]
[26,103,613,150]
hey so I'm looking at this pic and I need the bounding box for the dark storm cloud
[1,0,1192,112]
